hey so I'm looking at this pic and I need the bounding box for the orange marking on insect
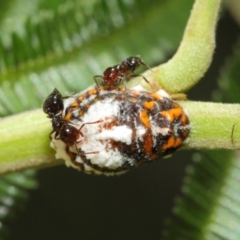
[161,111,173,122]
[70,100,79,108]
[172,108,183,117]
[115,87,124,92]
[79,110,84,117]
[144,101,155,110]
[88,88,98,95]
[150,153,158,160]
[162,136,175,150]
[78,95,86,101]
[120,94,126,100]
[180,113,188,124]
[129,97,137,103]
[172,103,180,109]
[174,137,183,148]
[150,93,162,101]
[130,90,141,96]
[64,112,72,121]
[140,110,150,128]
[143,135,153,155]
[161,108,183,122]
[93,97,99,103]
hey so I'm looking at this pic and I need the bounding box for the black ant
[51,114,101,154]
[43,88,64,118]
[43,88,101,155]
[94,56,152,88]
[43,88,69,140]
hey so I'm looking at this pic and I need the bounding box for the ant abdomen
[94,56,151,88]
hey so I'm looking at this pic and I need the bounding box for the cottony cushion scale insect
[44,85,190,176]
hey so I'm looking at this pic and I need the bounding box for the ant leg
[50,131,61,150]
[51,131,60,140]
[65,146,85,170]
[94,75,103,92]
[123,79,129,93]
[116,77,126,90]
[141,75,152,88]
[48,130,54,140]
[139,60,152,72]
[74,143,99,156]
[71,120,103,157]
[78,119,103,132]
[81,150,99,155]
[131,74,153,89]
[74,119,103,144]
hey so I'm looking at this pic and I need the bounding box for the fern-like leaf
[0,170,38,240]
[0,0,193,116]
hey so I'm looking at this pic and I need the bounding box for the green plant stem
[143,0,221,93]
[180,101,240,149]
[0,110,63,175]
[0,101,239,175]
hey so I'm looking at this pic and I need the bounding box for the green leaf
[162,150,238,240]
[0,0,40,44]
[215,36,240,103]
[0,170,38,239]
[0,0,193,116]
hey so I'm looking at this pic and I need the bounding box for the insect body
[43,88,102,156]
[94,56,151,88]
[43,89,84,149]
[43,88,63,118]
[52,87,190,176]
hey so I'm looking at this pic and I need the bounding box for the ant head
[43,88,64,117]
[124,56,143,71]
